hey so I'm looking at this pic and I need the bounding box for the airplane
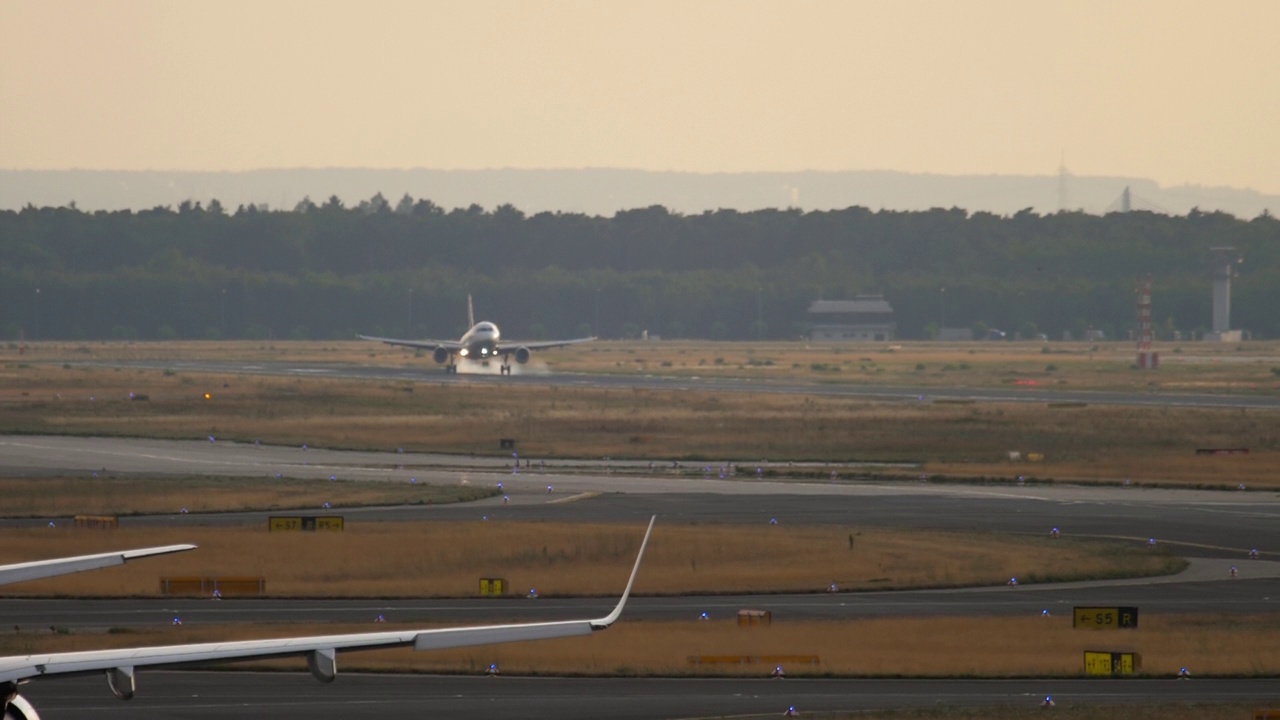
[360,294,595,375]
[0,516,654,719]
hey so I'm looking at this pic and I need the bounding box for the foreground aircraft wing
[0,545,197,586]
[505,337,596,351]
[358,334,463,350]
[0,517,655,702]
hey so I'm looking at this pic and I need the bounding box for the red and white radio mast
[1136,274,1158,369]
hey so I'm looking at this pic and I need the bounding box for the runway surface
[5,435,1280,554]
[69,358,1280,409]
[4,435,1280,717]
[21,672,1280,719]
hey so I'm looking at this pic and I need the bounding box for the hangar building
[808,296,896,341]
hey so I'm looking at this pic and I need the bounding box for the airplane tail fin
[467,294,475,328]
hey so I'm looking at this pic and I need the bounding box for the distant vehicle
[986,329,1007,340]
[0,518,654,718]
[360,295,595,375]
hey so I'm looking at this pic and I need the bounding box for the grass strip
[0,522,1184,598]
[3,357,1279,486]
[6,615,1277,678]
[0,476,494,517]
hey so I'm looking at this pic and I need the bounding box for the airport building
[807,296,896,341]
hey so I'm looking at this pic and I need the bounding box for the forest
[2,195,1277,342]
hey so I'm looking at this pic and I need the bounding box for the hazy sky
[3,1,1278,193]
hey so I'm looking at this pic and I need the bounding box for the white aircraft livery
[360,295,595,374]
[0,517,654,719]
[0,545,195,587]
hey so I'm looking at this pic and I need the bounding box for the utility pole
[756,287,763,341]
[939,287,946,335]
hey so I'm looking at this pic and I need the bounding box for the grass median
[9,339,1280,395]
[0,476,494,517]
[5,614,1275,679]
[0,521,1184,598]
[2,360,1279,486]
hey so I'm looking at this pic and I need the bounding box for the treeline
[2,196,1278,341]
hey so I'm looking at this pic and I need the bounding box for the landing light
[460,349,469,357]
[203,392,212,400]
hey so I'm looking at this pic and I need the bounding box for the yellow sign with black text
[269,516,345,532]
[1073,606,1138,630]
[1084,651,1140,675]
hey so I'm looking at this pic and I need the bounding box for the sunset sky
[3,0,1278,193]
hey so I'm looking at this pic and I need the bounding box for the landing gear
[500,364,511,376]
[445,363,457,374]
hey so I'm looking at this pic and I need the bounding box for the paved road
[21,673,1280,720]
[67,358,1280,408]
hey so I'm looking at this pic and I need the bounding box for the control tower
[1207,247,1243,342]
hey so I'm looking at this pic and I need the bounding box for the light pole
[407,288,413,336]
[757,286,763,341]
[939,287,946,336]
[220,288,226,338]
[33,288,40,340]
[594,288,600,338]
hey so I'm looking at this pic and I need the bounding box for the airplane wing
[357,334,463,350]
[0,517,655,702]
[503,337,596,351]
[0,545,197,586]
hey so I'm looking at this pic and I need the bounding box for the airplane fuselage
[457,321,500,361]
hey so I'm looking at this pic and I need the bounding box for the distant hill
[2,168,1277,218]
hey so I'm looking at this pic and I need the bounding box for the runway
[5,435,1280,555]
[68,358,1280,409]
[20,672,1280,720]
[4,435,1280,717]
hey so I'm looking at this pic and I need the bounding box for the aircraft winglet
[592,515,656,629]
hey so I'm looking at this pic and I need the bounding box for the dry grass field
[8,338,1280,395]
[0,476,494,517]
[0,522,1182,598]
[4,614,1275,679]
[2,356,1278,486]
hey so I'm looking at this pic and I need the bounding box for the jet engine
[432,346,450,365]
[3,693,40,720]
[514,347,531,364]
